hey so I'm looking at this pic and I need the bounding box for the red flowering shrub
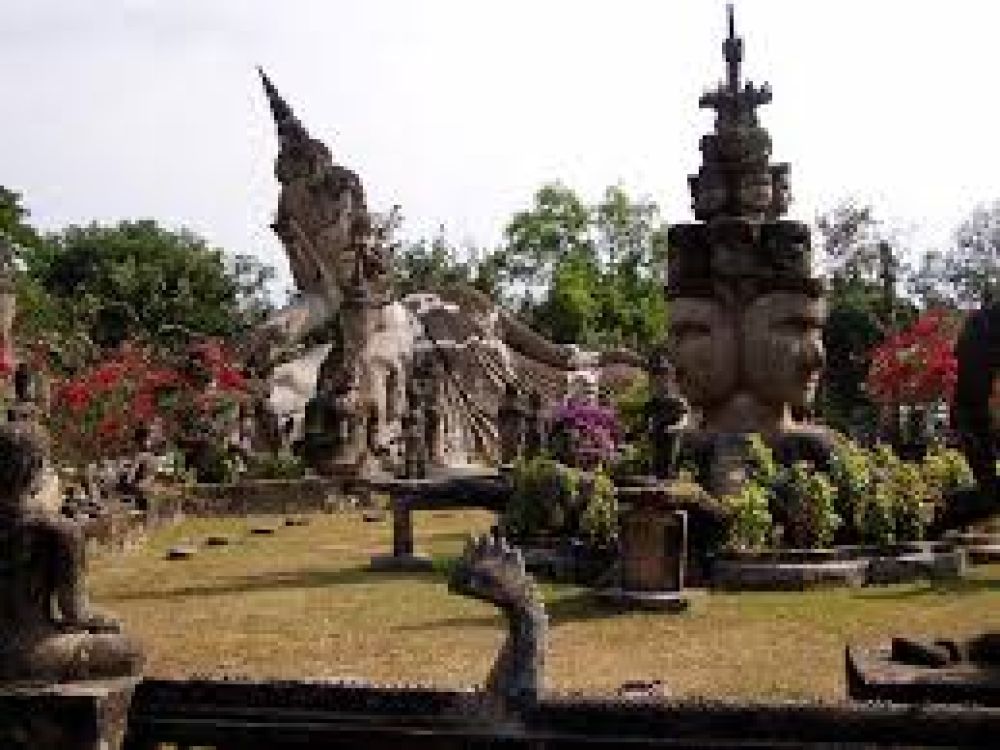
[866,310,959,406]
[48,338,249,462]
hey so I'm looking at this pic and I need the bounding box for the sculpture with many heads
[665,6,832,491]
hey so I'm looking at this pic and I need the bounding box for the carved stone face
[693,174,727,217]
[741,292,826,413]
[668,298,738,409]
[738,170,772,216]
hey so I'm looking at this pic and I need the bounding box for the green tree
[909,201,1000,308]
[393,227,484,297]
[498,183,667,352]
[501,183,592,292]
[814,200,912,435]
[0,186,41,250]
[17,219,273,359]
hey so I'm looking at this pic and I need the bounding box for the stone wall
[180,477,352,516]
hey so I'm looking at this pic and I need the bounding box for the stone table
[367,471,508,573]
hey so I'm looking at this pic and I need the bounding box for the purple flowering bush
[548,399,622,470]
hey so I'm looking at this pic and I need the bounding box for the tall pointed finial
[723,4,743,93]
[257,66,297,131]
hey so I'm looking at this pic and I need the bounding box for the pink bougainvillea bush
[548,399,622,470]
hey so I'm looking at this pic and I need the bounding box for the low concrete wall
[711,544,966,591]
[180,478,354,516]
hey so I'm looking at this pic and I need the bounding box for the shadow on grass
[853,575,1000,601]
[102,564,446,603]
[422,530,489,544]
[392,590,620,633]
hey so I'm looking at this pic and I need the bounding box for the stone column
[368,490,434,572]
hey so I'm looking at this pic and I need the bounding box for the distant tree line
[1,185,274,373]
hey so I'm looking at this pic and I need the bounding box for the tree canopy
[3,186,274,369]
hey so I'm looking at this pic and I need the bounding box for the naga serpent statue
[448,531,547,707]
[253,69,644,478]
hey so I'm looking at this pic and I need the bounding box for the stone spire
[257,66,308,142]
[687,4,787,223]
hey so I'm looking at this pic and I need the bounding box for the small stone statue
[647,353,688,479]
[497,384,525,464]
[523,391,546,459]
[0,422,143,683]
[401,382,428,480]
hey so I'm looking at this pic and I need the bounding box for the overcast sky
[3,0,999,295]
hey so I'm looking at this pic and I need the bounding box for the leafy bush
[503,456,618,547]
[503,456,580,539]
[724,479,774,550]
[246,450,305,480]
[777,461,841,549]
[921,445,975,503]
[720,435,777,550]
[828,437,873,538]
[746,433,780,487]
[859,473,897,545]
[890,461,930,541]
[580,469,618,545]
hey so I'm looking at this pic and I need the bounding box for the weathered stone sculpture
[667,7,832,493]
[256,70,646,477]
[646,351,688,479]
[448,532,546,706]
[523,391,546,459]
[952,303,998,499]
[401,376,429,480]
[0,422,143,683]
[497,384,526,464]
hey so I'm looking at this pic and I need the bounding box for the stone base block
[368,553,435,572]
[712,559,868,591]
[866,550,966,585]
[967,545,1000,564]
[596,588,690,613]
[847,645,1000,706]
[0,677,139,750]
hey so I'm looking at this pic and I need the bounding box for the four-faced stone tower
[666,7,831,494]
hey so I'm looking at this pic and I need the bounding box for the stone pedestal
[369,490,433,572]
[599,485,690,612]
[0,677,139,750]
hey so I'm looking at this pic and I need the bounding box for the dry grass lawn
[88,510,999,700]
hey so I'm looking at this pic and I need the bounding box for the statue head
[449,531,536,610]
[741,291,826,415]
[667,297,738,409]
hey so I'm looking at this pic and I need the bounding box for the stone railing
[118,678,1000,749]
